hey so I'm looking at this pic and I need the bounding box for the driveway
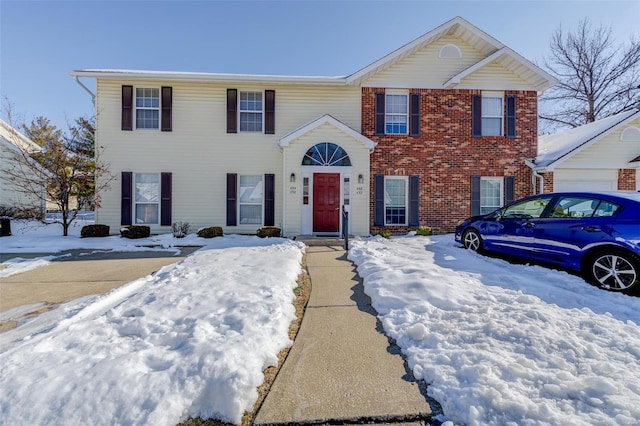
[0,247,200,331]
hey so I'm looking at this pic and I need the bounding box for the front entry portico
[313,173,341,232]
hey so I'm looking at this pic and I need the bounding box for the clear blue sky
[1,0,638,131]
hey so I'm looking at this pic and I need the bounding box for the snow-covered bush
[80,224,110,238]
[120,225,150,239]
[197,226,223,238]
[257,226,281,238]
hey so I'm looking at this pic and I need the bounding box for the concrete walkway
[254,244,438,424]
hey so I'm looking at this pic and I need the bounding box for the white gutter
[74,76,95,105]
[525,159,545,194]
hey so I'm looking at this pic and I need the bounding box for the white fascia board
[444,47,558,91]
[70,69,347,86]
[0,119,41,153]
[345,16,504,86]
[279,114,376,150]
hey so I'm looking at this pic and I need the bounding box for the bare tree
[540,18,640,132]
[2,107,114,236]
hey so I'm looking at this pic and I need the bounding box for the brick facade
[363,88,538,234]
[618,168,637,191]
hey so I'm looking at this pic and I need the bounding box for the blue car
[455,192,640,293]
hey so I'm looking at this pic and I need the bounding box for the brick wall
[363,88,538,234]
[618,169,637,191]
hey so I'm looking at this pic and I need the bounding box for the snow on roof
[534,109,640,170]
[0,119,41,154]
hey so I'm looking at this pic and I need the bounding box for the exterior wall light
[358,174,364,184]
[290,173,296,183]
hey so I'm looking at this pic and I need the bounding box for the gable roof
[345,16,556,91]
[278,114,376,150]
[71,16,555,93]
[533,109,640,171]
[0,119,41,154]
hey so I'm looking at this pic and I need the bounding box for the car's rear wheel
[462,229,483,252]
[587,249,640,293]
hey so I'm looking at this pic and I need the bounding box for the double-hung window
[480,177,503,214]
[481,94,503,136]
[238,175,263,224]
[239,91,263,132]
[384,177,408,225]
[135,88,160,129]
[385,93,408,134]
[134,173,160,224]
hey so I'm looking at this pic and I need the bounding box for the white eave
[443,47,558,92]
[0,119,42,154]
[70,69,347,86]
[279,114,377,151]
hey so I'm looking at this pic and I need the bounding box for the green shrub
[172,221,190,238]
[81,224,110,238]
[120,225,150,239]
[197,226,223,238]
[257,226,281,238]
[378,229,391,239]
[413,226,433,236]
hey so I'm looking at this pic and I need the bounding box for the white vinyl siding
[94,79,361,234]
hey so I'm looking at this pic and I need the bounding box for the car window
[502,196,553,219]
[548,196,621,218]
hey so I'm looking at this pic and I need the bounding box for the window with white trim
[134,173,160,224]
[239,91,263,132]
[480,177,503,214]
[385,177,407,225]
[239,175,263,224]
[481,92,503,136]
[135,88,160,129]
[385,93,408,134]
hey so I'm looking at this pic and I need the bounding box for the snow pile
[0,236,305,425]
[349,235,640,426]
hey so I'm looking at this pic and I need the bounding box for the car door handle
[582,225,601,232]
[522,222,535,228]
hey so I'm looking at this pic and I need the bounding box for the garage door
[553,169,617,192]
[554,180,616,192]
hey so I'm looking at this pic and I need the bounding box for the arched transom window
[302,142,351,166]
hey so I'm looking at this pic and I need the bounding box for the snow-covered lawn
[349,236,640,426]
[0,221,305,425]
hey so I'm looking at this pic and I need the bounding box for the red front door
[313,173,340,232]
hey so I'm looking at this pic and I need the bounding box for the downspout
[282,146,287,237]
[74,76,96,105]
[525,159,544,194]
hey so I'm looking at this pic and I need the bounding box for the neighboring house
[70,16,556,236]
[530,109,640,193]
[0,119,44,216]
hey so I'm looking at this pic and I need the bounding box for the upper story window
[472,92,516,138]
[136,88,160,129]
[121,85,172,132]
[240,91,263,132]
[226,89,275,134]
[385,93,408,134]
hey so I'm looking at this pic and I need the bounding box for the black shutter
[160,172,172,226]
[472,94,482,138]
[505,176,515,206]
[121,171,132,225]
[264,174,275,226]
[375,93,385,135]
[161,87,172,132]
[470,175,481,216]
[374,174,385,226]
[506,95,516,139]
[122,86,133,131]
[265,90,275,135]
[408,175,419,226]
[227,173,237,226]
[227,89,237,133]
[409,93,420,137]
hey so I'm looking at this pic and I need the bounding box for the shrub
[378,229,391,239]
[257,226,281,238]
[413,226,433,236]
[120,225,150,239]
[172,221,190,238]
[81,224,110,238]
[197,226,223,238]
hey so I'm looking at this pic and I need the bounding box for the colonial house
[71,16,556,237]
[0,119,44,217]
[529,108,640,193]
